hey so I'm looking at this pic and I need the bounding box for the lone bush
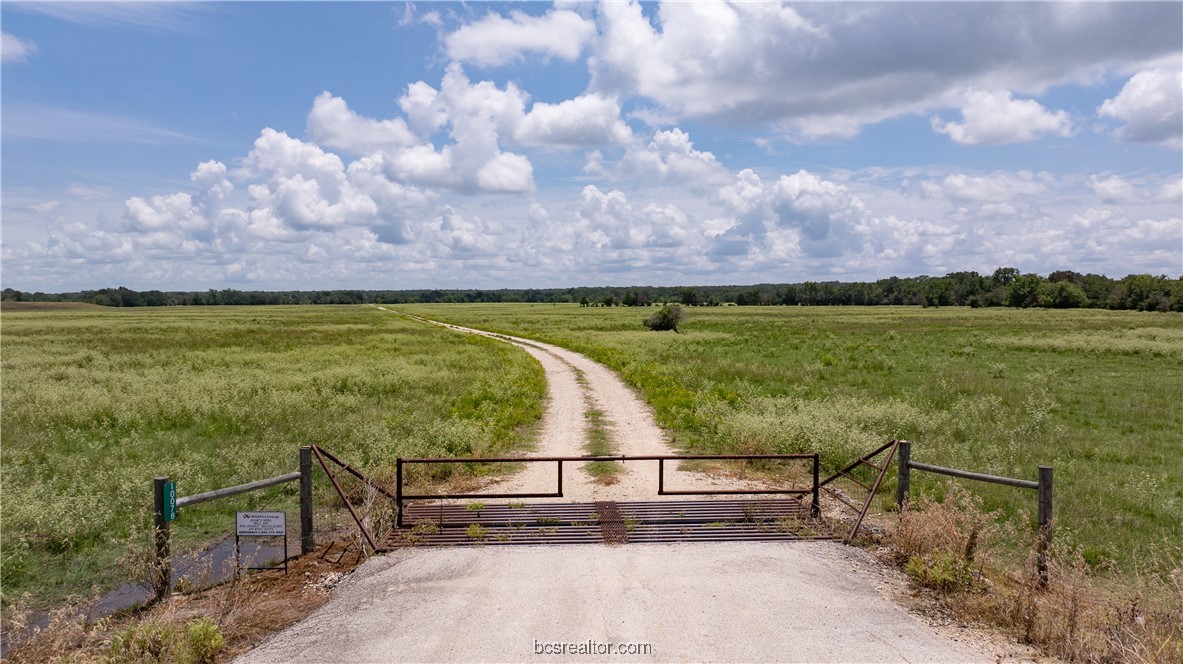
[181,617,225,664]
[644,304,686,332]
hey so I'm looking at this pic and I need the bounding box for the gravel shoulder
[237,312,1035,663]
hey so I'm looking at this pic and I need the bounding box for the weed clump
[181,617,225,664]
[893,484,995,593]
[643,305,686,332]
[583,405,621,484]
[107,616,224,664]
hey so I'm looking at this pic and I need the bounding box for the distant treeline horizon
[3,268,1181,312]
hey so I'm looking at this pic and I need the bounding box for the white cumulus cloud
[399,81,450,136]
[361,65,536,194]
[123,193,199,232]
[921,172,1048,202]
[617,129,730,189]
[516,94,632,147]
[306,93,418,154]
[474,152,535,193]
[715,168,870,260]
[446,9,596,67]
[427,207,501,257]
[932,89,1073,145]
[241,128,347,196]
[1088,175,1137,204]
[561,185,714,273]
[590,2,826,120]
[1098,64,1183,148]
[1157,178,1183,202]
[578,2,1181,139]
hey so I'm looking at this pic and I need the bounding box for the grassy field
[0,305,545,608]
[3,302,1178,608]
[403,303,1183,575]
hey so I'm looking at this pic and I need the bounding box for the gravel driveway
[237,541,999,663]
[239,311,1024,663]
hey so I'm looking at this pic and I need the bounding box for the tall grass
[0,306,545,608]
[892,485,1183,663]
[403,303,1183,576]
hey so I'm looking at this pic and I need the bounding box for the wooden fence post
[896,440,911,510]
[153,476,171,602]
[300,446,315,555]
[1037,465,1053,587]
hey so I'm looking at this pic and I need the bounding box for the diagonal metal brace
[844,439,901,544]
[310,445,393,554]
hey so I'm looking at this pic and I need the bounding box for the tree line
[3,268,1181,312]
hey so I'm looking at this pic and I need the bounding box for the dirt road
[392,310,684,501]
[237,312,1027,662]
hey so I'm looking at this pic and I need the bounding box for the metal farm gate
[310,441,901,552]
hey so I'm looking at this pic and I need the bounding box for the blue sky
[2,1,1181,291]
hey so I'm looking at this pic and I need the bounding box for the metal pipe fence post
[896,440,911,510]
[1037,465,1053,587]
[153,476,171,603]
[299,446,314,555]
[395,458,403,528]
[811,454,820,518]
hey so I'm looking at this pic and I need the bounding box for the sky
[1,1,1181,292]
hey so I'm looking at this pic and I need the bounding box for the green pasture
[3,302,1178,606]
[403,303,1183,574]
[0,305,545,608]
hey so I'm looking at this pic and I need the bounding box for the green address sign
[163,481,177,522]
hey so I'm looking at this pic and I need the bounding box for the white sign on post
[236,511,286,537]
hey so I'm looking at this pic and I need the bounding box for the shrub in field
[643,304,686,332]
[180,617,224,664]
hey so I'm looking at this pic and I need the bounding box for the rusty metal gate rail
[818,439,901,543]
[395,453,821,528]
